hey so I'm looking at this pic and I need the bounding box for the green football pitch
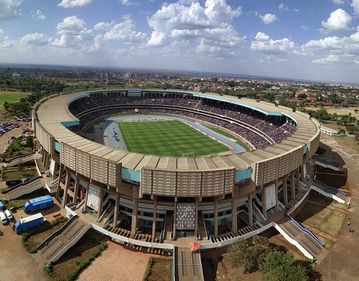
[118,120,229,157]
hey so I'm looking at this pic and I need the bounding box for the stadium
[33,89,321,260]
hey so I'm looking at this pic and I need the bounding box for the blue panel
[235,168,252,182]
[303,144,308,155]
[61,120,80,127]
[54,141,61,153]
[121,168,141,183]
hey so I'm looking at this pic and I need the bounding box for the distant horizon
[1,1,359,84]
[1,62,357,87]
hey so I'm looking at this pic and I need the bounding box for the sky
[1,0,359,83]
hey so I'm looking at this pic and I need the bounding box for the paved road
[0,224,50,281]
[317,135,359,281]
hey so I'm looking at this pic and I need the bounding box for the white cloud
[120,0,130,5]
[259,13,278,24]
[101,18,146,43]
[0,0,23,20]
[52,16,91,48]
[32,9,46,20]
[321,8,352,32]
[332,0,344,5]
[278,3,288,11]
[251,32,295,54]
[21,33,50,46]
[301,25,309,31]
[58,0,92,8]
[352,0,359,16]
[147,0,243,57]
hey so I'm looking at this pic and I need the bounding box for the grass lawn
[0,91,29,105]
[1,162,38,181]
[295,201,346,237]
[52,230,107,280]
[118,120,228,157]
[202,123,252,151]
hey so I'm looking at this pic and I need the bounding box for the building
[33,89,320,249]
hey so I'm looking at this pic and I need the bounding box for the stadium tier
[33,89,320,247]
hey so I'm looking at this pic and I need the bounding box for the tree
[260,251,308,281]
[229,236,272,273]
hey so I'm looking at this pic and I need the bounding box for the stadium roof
[35,89,320,172]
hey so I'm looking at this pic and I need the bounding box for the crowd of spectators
[69,92,297,149]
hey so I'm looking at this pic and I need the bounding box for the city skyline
[1,0,359,83]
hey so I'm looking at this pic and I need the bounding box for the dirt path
[317,135,359,281]
[0,224,50,281]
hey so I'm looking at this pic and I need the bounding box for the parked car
[0,200,4,211]
[4,210,13,221]
[0,211,8,225]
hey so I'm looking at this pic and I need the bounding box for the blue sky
[1,0,359,83]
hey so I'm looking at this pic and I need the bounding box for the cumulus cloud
[352,0,359,16]
[332,0,344,5]
[52,16,91,48]
[100,18,146,43]
[278,3,288,11]
[321,8,352,32]
[259,13,278,24]
[58,0,92,8]
[147,0,243,57]
[21,33,50,46]
[32,9,46,20]
[251,32,295,54]
[302,27,359,65]
[0,0,23,20]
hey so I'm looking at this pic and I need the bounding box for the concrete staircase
[276,216,324,259]
[6,177,44,200]
[38,217,90,263]
[312,180,347,204]
[175,247,203,281]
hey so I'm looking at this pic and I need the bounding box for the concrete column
[131,198,138,235]
[275,180,279,211]
[262,187,267,219]
[61,171,70,208]
[214,198,219,238]
[283,176,288,205]
[56,164,64,198]
[291,173,296,200]
[231,190,238,234]
[194,198,199,239]
[113,192,120,228]
[296,169,301,193]
[97,188,105,219]
[248,192,253,226]
[72,176,80,203]
[173,198,177,240]
[152,196,157,241]
[83,181,90,212]
[52,161,59,180]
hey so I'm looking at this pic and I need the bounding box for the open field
[0,91,29,105]
[307,106,359,118]
[296,193,346,239]
[118,120,228,157]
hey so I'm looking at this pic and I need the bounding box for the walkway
[175,247,203,281]
[317,136,359,280]
[77,241,157,281]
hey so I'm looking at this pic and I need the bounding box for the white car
[0,211,8,225]
[4,210,13,221]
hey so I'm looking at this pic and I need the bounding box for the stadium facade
[33,89,320,246]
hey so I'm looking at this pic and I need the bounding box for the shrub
[143,258,155,281]
[260,251,295,273]
[229,236,272,273]
[44,262,54,277]
[52,241,108,281]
